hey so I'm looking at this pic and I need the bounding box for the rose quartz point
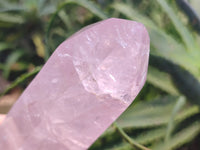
[0,18,150,150]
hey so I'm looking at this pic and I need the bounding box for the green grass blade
[149,55,200,105]
[117,97,175,128]
[117,97,199,128]
[105,144,133,150]
[0,1,25,12]
[0,42,12,51]
[113,123,151,150]
[2,50,23,79]
[111,2,156,29]
[58,10,72,29]
[135,127,166,145]
[150,32,200,74]
[147,66,179,95]
[156,0,195,50]
[0,66,42,96]
[164,96,186,143]
[64,0,108,19]
[94,126,166,149]
[0,13,24,24]
[153,122,200,150]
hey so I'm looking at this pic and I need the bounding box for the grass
[0,0,200,149]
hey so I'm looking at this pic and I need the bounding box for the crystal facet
[0,18,150,150]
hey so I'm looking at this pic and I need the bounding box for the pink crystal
[0,18,149,150]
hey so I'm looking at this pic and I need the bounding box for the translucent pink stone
[0,18,149,150]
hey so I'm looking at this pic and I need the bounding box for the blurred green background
[0,0,200,149]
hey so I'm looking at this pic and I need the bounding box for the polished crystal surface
[0,18,150,150]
